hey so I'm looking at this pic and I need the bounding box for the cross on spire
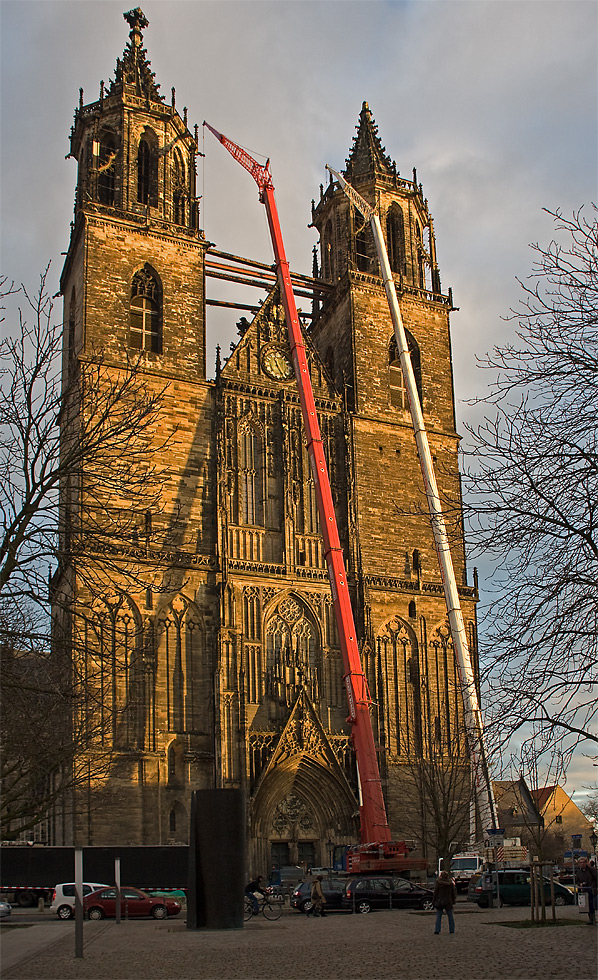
[124,7,148,46]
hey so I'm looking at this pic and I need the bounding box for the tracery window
[297,438,318,536]
[172,148,186,225]
[67,287,77,372]
[137,129,158,206]
[355,207,369,272]
[265,596,320,706]
[239,423,263,526]
[376,616,422,757]
[157,596,202,734]
[428,624,463,754]
[322,220,334,280]
[130,265,162,353]
[415,222,425,288]
[386,205,406,275]
[97,130,117,205]
[87,596,143,750]
[389,331,422,410]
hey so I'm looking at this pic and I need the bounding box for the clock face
[262,345,294,381]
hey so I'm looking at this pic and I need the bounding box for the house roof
[529,786,557,812]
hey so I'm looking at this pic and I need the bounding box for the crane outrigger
[204,122,497,860]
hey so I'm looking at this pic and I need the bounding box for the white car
[0,902,11,919]
[50,882,110,920]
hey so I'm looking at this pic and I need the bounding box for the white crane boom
[326,165,498,835]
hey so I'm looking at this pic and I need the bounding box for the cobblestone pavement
[2,904,596,980]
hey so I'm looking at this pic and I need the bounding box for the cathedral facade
[55,9,477,872]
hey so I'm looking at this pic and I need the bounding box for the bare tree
[1,268,173,611]
[463,208,598,761]
[579,784,598,827]
[0,268,171,837]
[0,606,114,840]
[397,728,474,870]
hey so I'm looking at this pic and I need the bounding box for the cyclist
[245,875,267,915]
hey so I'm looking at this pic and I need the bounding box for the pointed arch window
[376,616,422,756]
[389,331,422,410]
[158,598,203,734]
[89,597,143,750]
[322,220,334,280]
[130,265,162,353]
[240,424,263,526]
[97,130,117,205]
[354,207,370,272]
[386,205,406,275]
[297,438,318,536]
[415,222,425,288]
[137,130,158,207]
[265,597,320,706]
[172,148,186,225]
[67,287,77,372]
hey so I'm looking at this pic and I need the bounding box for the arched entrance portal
[250,753,357,874]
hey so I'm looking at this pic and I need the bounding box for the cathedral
[54,8,478,872]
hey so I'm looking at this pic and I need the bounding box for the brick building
[55,8,478,872]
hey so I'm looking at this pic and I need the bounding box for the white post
[74,848,83,959]
[115,857,121,925]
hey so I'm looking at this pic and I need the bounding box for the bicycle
[244,893,283,921]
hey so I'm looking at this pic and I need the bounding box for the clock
[261,345,294,381]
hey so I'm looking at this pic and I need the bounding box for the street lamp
[327,838,334,878]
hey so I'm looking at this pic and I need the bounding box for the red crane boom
[204,121,390,844]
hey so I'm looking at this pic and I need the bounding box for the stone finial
[124,7,148,46]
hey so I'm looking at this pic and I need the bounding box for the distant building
[530,785,594,859]
[493,779,543,841]
[493,779,594,862]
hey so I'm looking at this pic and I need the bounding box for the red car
[83,886,182,920]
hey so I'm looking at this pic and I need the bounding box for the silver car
[0,902,12,919]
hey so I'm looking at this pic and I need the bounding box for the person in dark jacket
[310,875,327,917]
[432,870,457,934]
[576,858,597,925]
[245,876,267,915]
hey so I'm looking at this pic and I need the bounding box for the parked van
[467,870,574,908]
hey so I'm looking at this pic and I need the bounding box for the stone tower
[309,103,477,831]
[58,7,217,848]
[55,12,477,870]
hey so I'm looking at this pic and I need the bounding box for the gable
[220,285,338,401]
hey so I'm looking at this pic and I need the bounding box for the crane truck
[204,124,497,872]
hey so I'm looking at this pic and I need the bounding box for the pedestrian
[310,875,327,917]
[576,857,597,925]
[432,869,457,934]
[245,875,267,915]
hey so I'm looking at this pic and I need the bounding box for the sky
[1,0,596,799]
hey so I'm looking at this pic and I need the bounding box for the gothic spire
[108,7,163,103]
[344,101,394,182]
